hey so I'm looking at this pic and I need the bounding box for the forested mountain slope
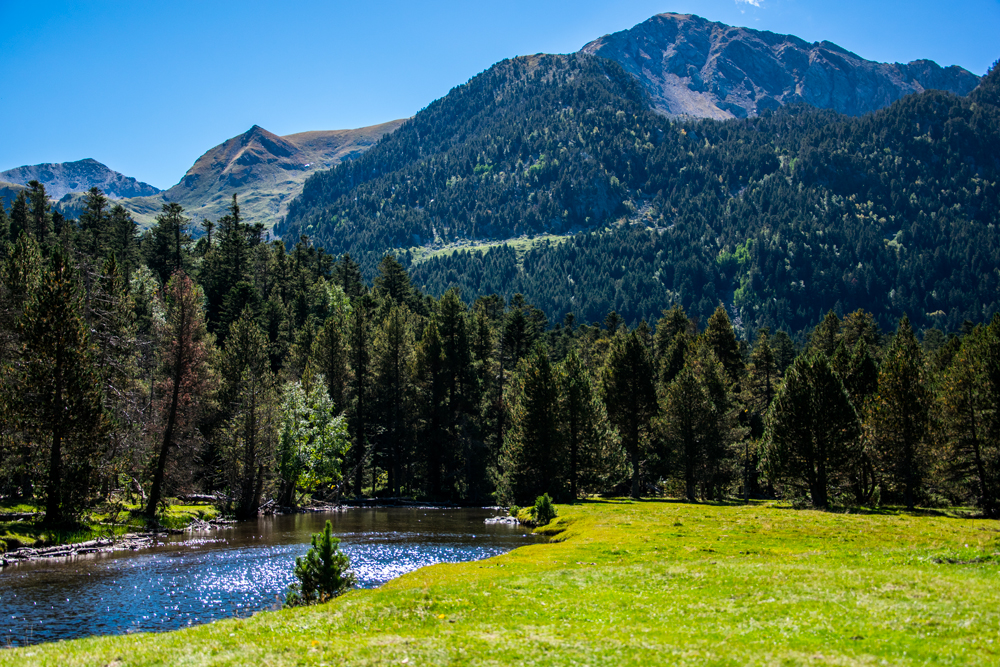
[277,54,647,258]
[281,50,1000,334]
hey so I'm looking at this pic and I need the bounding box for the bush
[285,520,356,607]
[508,505,520,518]
[532,493,557,526]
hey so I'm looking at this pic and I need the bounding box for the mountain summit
[121,120,406,227]
[581,13,981,119]
[0,158,160,200]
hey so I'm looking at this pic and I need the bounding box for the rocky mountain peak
[0,158,161,200]
[581,12,981,119]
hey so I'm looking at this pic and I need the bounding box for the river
[0,507,536,647]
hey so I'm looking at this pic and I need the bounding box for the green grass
[407,233,573,267]
[0,499,219,551]
[3,499,1000,665]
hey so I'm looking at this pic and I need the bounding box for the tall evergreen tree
[601,330,657,498]
[16,249,108,523]
[936,315,1000,516]
[220,311,278,519]
[866,316,931,510]
[498,344,564,503]
[145,272,215,516]
[144,202,192,282]
[763,352,861,508]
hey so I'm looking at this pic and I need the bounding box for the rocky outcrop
[581,13,981,119]
[0,158,160,200]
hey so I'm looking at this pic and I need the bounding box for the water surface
[0,507,534,646]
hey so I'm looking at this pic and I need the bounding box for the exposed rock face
[581,13,981,119]
[0,158,161,200]
[122,120,405,228]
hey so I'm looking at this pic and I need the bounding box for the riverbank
[3,499,999,665]
[0,500,222,563]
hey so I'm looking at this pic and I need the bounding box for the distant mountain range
[0,158,160,200]
[0,12,985,236]
[582,13,980,119]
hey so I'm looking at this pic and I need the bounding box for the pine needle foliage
[285,520,356,607]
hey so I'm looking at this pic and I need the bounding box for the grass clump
[3,500,1000,666]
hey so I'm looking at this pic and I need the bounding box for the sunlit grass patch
[3,499,999,665]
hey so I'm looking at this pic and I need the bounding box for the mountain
[120,121,405,228]
[0,158,160,200]
[278,34,1000,335]
[581,13,981,119]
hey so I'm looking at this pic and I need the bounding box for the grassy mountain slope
[118,120,405,229]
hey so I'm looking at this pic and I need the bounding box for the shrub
[532,493,557,526]
[285,520,356,607]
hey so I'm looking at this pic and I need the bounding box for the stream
[0,507,536,647]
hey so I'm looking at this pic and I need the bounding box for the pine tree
[220,311,279,519]
[8,191,29,241]
[372,303,416,497]
[145,271,215,516]
[16,249,109,522]
[499,344,564,504]
[763,353,861,508]
[936,315,1000,516]
[285,520,356,606]
[601,330,657,498]
[559,349,615,499]
[26,180,51,240]
[866,316,931,510]
[144,202,192,282]
[704,304,744,382]
[78,187,109,257]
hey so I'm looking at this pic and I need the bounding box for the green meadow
[3,500,998,666]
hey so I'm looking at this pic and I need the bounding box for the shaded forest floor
[3,499,999,665]
[0,500,218,553]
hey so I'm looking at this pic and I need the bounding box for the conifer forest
[3,176,1000,522]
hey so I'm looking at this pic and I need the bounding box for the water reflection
[0,508,534,646]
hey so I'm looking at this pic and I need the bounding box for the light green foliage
[277,375,350,506]
[285,519,356,607]
[531,492,557,526]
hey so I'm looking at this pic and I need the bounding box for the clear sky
[2,0,997,190]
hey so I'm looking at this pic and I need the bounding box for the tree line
[1,184,999,524]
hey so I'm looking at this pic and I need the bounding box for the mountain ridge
[0,158,161,200]
[581,13,981,119]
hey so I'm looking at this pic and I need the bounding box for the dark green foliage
[279,51,1000,334]
[936,314,1000,516]
[866,316,931,510]
[601,330,657,498]
[763,353,861,508]
[143,202,192,283]
[498,345,564,504]
[285,520,356,607]
[14,249,109,523]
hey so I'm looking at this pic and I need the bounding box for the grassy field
[3,499,999,665]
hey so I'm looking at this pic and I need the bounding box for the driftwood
[176,494,225,504]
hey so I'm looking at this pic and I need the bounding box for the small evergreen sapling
[532,493,557,526]
[285,520,356,607]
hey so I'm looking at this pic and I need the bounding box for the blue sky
[2,0,998,190]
